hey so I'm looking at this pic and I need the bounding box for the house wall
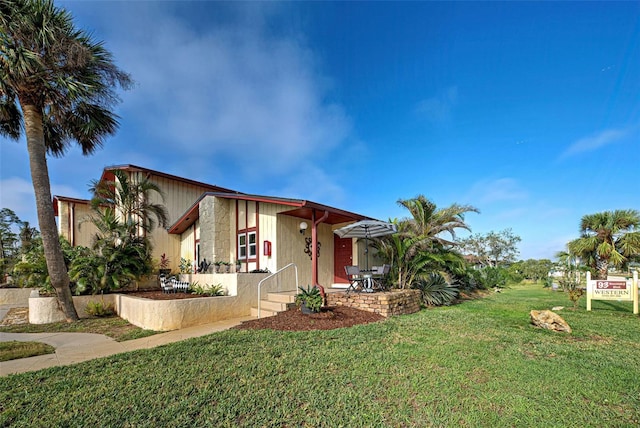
[257,202,281,274]
[180,223,197,269]
[57,200,97,248]
[133,171,213,272]
[275,213,336,289]
[193,199,340,289]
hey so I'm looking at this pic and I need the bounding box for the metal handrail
[257,263,298,318]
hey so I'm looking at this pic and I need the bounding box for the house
[54,164,374,290]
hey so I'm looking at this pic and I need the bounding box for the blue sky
[1,1,639,261]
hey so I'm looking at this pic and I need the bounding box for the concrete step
[258,299,294,312]
[266,291,297,303]
[250,307,278,318]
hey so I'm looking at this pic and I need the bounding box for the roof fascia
[101,164,241,194]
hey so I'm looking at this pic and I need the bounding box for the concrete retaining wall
[0,288,37,305]
[28,273,274,331]
[29,294,118,324]
[327,289,421,317]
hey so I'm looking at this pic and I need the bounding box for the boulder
[530,310,572,333]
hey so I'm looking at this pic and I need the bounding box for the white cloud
[415,86,458,124]
[0,177,86,227]
[98,3,352,178]
[0,177,35,219]
[560,128,629,159]
[271,163,347,207]
[464,178,528,205]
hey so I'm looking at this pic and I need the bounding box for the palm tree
[567,210,640,279]
[397,195,479,247]
[89,169,169,239]
[0,0,131,320]
[374,195,477,290]
[71,207,153,294]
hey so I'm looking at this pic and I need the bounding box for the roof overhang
[101,164,241,194]
[52,196,90,217]
[167,192,372,234]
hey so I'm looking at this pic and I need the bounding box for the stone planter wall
[0,288,37,305]
[326,289,421,317]
[27,273,273,331]
[28,295,118,324]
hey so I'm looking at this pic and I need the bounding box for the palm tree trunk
[597,261,609,280]
[22,104,79,321]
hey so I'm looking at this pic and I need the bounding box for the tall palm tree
[397,195,479,247]
[0,0,131,320]
[375,195,477,289]
[567,210,640,279]
[89,169,169,239]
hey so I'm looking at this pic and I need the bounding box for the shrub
[295,285,323,313]
[191,282,225,296]
[85,300,115,317]
[206,283,225,296]
[12,237,85,294]
[412,272,459,306]
[481,266,509,289]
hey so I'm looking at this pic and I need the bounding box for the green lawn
[2,284,639,427]
[0,316,158,342]
[0,341,55,361]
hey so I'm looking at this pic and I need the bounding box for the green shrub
[191,282,225,296]
[412,272,459,306]
[206,283,225,296]
[12,237,85,294]
[295,285,323,312]
[481,266,509,289]
[190,281,206,295]
[85,300,115,317]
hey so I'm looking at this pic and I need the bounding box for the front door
[333,236,352,283]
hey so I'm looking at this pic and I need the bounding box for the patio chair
[171,277,190,293]
[160,276,174,293]
[344,265,364,293]
[372,264,391,290]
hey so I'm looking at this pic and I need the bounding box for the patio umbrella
[334,220,397,269]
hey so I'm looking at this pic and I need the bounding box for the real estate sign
[586,271,639,314]
[591,280,631,300]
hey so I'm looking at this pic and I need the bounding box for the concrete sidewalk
[0,316,253,376]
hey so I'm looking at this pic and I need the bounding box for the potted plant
[295,285,323,314]
[158,253,171,276]
[235,260,242,273]
[214,260,223,273]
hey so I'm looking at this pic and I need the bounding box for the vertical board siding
[144,174,215,272]
[73,203,98,248]
[258,203,279,273]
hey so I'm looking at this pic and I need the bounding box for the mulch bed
[233,306,385,331]
[0,307,29,326]
[120,291,210,300]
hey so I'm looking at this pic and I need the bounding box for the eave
[167,192,373,235]
[52,196,90,217]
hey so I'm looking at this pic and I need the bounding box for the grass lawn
[0,316,159,342]
[2,284,640,427]
[0,341,55,362]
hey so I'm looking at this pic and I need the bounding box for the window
[238,234,247,259]
[238,231,257,260]
[248,232,257,257]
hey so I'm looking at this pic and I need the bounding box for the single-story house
[54,164,378,289]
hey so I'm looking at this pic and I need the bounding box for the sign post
[634,271,639,315]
